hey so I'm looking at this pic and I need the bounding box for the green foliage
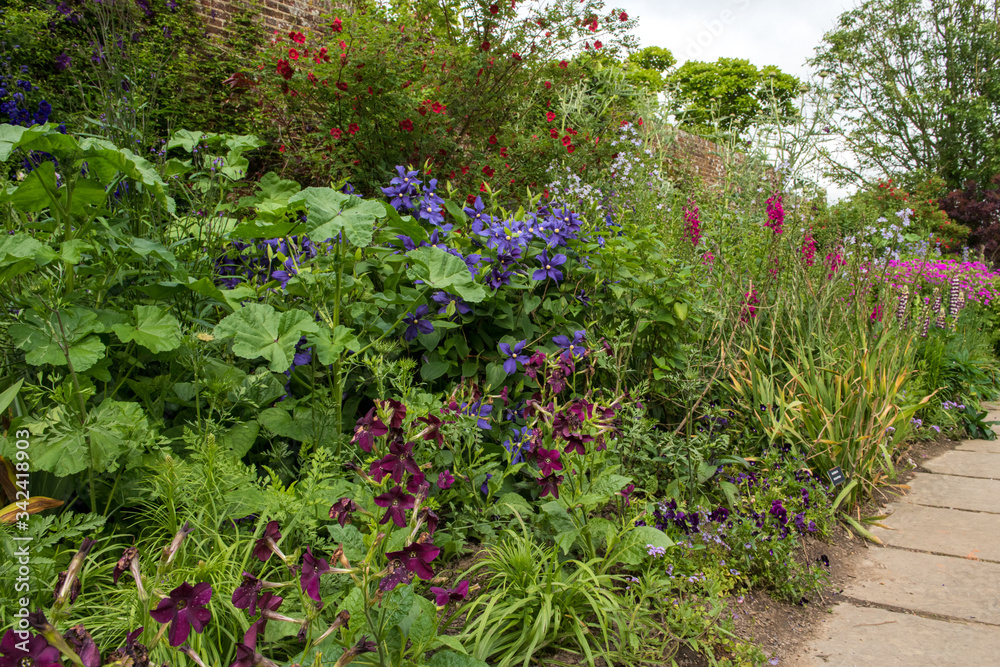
[812,0,1000,188]
[666,57,802,137]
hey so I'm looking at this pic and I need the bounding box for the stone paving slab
[843,547,1000,624]
[869,503,1000,562]
[790,605,1000,666]
[904,472,1000,513]
[923,450,1000,478]
[955,438,1000,454]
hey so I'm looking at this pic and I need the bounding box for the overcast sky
[622,0,856,79]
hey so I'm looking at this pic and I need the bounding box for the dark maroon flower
[406,472,430,496]
[149,581,213,647]
[523,351,547,380]
[63,625,101,667]
[232,572,264,615]
[378,399,407,429]
[535,448,562,476]
[417,507,439,535]
[538,473,563,499]
[300,548,331,602]
[230,643,257,667]
[374,486,416,528]
[619,483,635,507]
[386,542,440,580]
[329,498,360,527]
[562,434,592,456]
[0,630,61,667]
[112,546,139,584]
[352,408,388,452]
[253,521,284,562]
[379,558,413,592]
[54,570,81,604]
[244,592,283,648]
[417,414,445,446]
[377,440,421,483]
[429,580,469,606]
[104,627,147,667]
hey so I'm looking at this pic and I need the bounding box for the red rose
[566,127,577,135]
[482,165,495,177]
[399,119,414,131]
[500,147,508,157]
[561,136,571,146]
[432,101,446,113]
[288,48,299,60]
[558,60,568,69]
[512,52,522,61]
[331,18,343,32]
[546,111,555,122]
[594,40,602,49]
[348,123,360,134]
[418,106,428,116]
[466,194,478,205]
[330,128,342,139]
[549,129,558,138]
[543,81,552,89]
[489,3,499,14]
[336,82,348,91]
[481,41,491,51]
[566,144,575,153]
[488,134,497,144]
[461,166,469,174]
[619,11,628,21]
[276,60,294,79]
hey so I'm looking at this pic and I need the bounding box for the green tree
[624,46,677,91]
[665,57,801,136]
[811,0,1000,188]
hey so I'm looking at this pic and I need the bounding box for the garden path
[789,404,1000,666]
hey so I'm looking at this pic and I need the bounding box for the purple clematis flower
[498,340,529,374]
[460,401,493,429]
[403,305,434,342]
[386,542,441,580]
[300,547,331,602]
[432,291,471,316]
[503,427,532,464]
[149,581,213,647]
[429,580,470,606]
[381,166,421,210]
[374,486,416,527]
[465,196,492,233]
[553,330,586,358]
[532,251,566,282]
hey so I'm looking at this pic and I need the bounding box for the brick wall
[197,0,334,35]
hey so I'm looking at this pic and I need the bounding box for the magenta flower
[538,473,564,499]
[244,591,283,648]
[300,547,331,602]
[375,440,422,483]
[149,581,213,647]
[429,580,470,606]
[437,469,455,489]
[374,486,416,527]
[386,542,440,579]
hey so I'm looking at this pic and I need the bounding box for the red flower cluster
[399,119,414,132]
[289,31,306,44]
[331,17,343,32]
[276,60,294,80]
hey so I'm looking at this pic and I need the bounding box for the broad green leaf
[129,238,178,267]
[112,305,183,353]
[673,301,689,321]
[214,304,318,371]
[327,523,365,563]
[404,595,438,650]
[58,240,93,264]
[305,325,359,365]
[290,187,384,247]
[8,309,106,371]
[556,527,582,555]
[257,171,301,203]
[613,525,675,566]
[406,246,486,303]
[186,277,255,312]
[218,421,260,458]
[258,407,312,441]
[8,161,57,212]
[484,362,506,391]
[420,360,451,381]
[0,232,55,282]
[167,129,204,152]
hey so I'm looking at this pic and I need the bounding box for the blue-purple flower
[403,305,434,341]
[499,339,529,374]
[532,251,566,282]
[432,291,471,316]
[553,330,586,358]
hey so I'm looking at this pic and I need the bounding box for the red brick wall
[198,0,334,35]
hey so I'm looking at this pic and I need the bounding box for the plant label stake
[827,467,847,487]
